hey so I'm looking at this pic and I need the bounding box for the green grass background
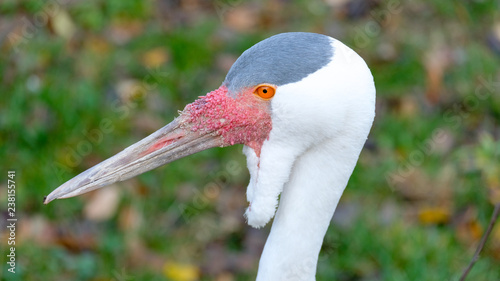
[1,0,500,280]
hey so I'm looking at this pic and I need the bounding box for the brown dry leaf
[418,206,451,225]
[163,261,200,281]
[83,184,121,221]
[424,40,452,105]
[51,9,76,39]
[141,47,169,68]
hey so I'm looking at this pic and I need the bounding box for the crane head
[44,32,375,229]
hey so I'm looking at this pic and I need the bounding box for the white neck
[242,38,375,281]
[256,130,366,281]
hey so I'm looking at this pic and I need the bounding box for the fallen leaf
[424,40,452,104]
[418,206,450,225]
[163,261,200,281]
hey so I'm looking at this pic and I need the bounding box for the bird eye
[254,85,276,99]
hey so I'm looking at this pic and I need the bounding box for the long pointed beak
[44,116,223,204]
[45,85,272,204]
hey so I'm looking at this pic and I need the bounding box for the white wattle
[244,38,376,280]
[243,145,259,204]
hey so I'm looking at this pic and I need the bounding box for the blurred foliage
[1,0,500,280]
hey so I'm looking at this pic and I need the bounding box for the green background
[1,0,500,280]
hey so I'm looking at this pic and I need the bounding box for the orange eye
[254,85,276,99]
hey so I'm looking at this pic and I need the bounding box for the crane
[45,32,376,281]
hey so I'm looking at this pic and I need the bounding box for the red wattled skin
[183,85,272,157]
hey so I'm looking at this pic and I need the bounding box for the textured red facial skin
[145,85,272,157]
[184,85,272,157]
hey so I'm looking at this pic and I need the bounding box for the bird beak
[44,84,271,204]
[44,101,224,204]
